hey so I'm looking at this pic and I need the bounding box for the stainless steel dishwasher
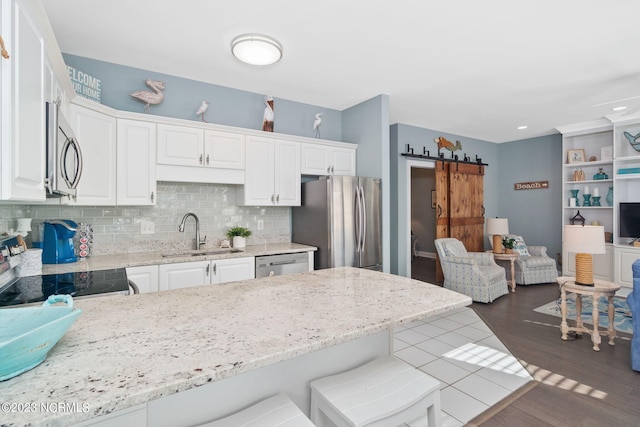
[255,252,309,277]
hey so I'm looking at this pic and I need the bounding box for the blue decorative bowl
[0,295,82,381]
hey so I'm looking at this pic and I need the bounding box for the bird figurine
[623,131,640,152]
[130,79,165,113]
[313,113,323,138]
[196,101,210,122]
[263,95,274,132]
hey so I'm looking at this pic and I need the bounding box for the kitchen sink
[161,248,243,258]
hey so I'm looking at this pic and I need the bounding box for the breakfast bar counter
[1,267,471,427]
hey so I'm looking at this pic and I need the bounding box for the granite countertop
[41,242,316,274]
[0,267,471,427]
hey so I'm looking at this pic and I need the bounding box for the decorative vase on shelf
[583,194,591,206]
[606,187,613,206]
[592,196,601,206]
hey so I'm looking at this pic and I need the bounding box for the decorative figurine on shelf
[0,35,9,59]
[130,79,165,113]
[572,168,585,181]
[262,95,274,132]
[570,211,585,226]
[196,101,210,122]
[593,168,608,180]
[606,187,614,206]
[313,113,323,138]
[623,131,640,152]
[434,136,462,152]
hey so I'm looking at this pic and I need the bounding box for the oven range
[0,268,130,308]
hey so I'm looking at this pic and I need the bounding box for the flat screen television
[619,202,640,240]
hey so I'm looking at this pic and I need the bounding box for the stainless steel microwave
[45,102,83,199]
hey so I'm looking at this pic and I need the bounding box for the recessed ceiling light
[231,34,282,66]
[517,125,528,130]
[612,106,627,111]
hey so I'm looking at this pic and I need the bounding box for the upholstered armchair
[491,235,558,285]
[435,238,508,303]
[628,259,640,371]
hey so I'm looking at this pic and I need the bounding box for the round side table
[489,252,519,292]
[556,276,621,351]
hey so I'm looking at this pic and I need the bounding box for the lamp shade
[564,225,606,254]
[486,218,509,236]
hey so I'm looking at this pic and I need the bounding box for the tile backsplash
[0,182,291,255]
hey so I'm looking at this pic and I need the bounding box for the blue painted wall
[342,95,391,272]
[497,134,563,261]
[63,54,343,141]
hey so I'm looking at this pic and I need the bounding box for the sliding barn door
[434,161,485,283]
[449,163,485,251]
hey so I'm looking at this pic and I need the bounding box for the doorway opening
[409,163,437,284]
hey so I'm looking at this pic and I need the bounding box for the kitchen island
[1,267,471,427]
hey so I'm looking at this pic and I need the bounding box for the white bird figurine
[313,113,323,138]
[196,101,210,122]
[130,79,165,113]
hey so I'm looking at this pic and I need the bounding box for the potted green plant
[226,226,252,249]
[502,237,516,254]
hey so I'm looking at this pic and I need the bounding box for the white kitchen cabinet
[68,103,117,205]
[300,142,356,176]
[156,124,244,184]
[212,256,255,284]
[158,257,255,291]
[126,265,159,294]
[0,0,46,201]
[241,135,300,206]
[614,246,640,288]
[117,119,157,205]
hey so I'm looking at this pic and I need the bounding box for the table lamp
[486,218,509,254]
[564,225,606,286]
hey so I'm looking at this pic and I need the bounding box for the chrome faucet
[178,213,206,250]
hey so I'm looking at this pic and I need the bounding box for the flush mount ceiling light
[612,106,627,111]
[231,34,282,66]
[517,125,528,130]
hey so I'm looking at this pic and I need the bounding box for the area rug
[533,294,633,335]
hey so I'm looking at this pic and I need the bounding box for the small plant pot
[232,236,246,249]
[505,248,514,254]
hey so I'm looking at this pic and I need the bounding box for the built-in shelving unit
[558,115,640,287]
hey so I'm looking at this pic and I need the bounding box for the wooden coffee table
[490,252,519,292]
[557,276,621,351]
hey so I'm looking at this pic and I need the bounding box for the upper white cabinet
[241,135,300,206]
[300,142,356,176]
[68,103,117,205]
[0,0,46,201]
[156,124,244,184]
[117,119,157,205]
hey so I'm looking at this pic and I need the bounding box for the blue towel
[628,259,640,371]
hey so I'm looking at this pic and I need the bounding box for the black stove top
[0,268,130,307]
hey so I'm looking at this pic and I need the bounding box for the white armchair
[502,235,558,285]
[435,238,509,303]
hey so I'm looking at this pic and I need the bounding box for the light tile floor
[393,307,533,426]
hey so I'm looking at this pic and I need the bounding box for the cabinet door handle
[276,194,280,203]
[331,166,335,174]
[327,166,331,173]
[206,154,210,165]
[271,194,275,203]
[199,154,203,165]
[213,263,217,274]
[206,264,210,276]
[150,192,154,203]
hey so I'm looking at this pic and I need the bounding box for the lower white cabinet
[614,246,640,288]
[126,265,159,294]
[159,257,255,291]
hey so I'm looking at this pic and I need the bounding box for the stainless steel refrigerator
[292,176,382,271]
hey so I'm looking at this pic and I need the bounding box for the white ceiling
[43,0,640,143]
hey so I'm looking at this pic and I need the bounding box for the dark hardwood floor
[469,283,639,426]
[410,258,639,426]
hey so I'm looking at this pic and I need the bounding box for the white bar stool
[198,393,314,427]
[310,356,442,427]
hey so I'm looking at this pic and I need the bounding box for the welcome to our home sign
[514,180,549,190]
[67,66,102,103]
